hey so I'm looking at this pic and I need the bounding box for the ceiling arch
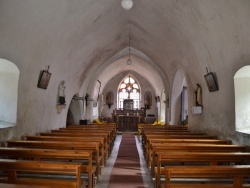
[86,47,167,97]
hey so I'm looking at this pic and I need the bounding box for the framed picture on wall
[204,72,218,92]
[37,70,51,89]
[144,91,152,109]
[106,91,114,109]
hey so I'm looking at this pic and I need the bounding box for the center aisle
[108,132,145,188]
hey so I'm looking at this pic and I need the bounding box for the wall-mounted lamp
[121,0,133,10]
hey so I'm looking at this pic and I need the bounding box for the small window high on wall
[0,59,19,128]
[234,66,250,134]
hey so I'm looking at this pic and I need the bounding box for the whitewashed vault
[0,1,250,146]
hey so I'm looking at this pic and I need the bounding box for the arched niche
[234,66,250,134]
[170,69,188,125]
[67,94,85,125]
[0,59,20,128]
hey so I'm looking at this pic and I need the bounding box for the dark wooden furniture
[112,109,145,131]
[117,115,139,131]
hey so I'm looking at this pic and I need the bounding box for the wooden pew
[142,134,218,152]
[64,124,116,135]
[146,139,231,167]
[68,123,116,127]
[0,159,86,188]
[6,140,102,178]
[139,124,188,131]
[25,136,107,166]
[66,123,117,134]
[61,127,117,146]
[155,152,250,187]
[51,129,116,150]
[147,138,231,154]
[152,144,248,188]
[66,127,117,151]
[149,138,230,145]
[0,184,49,188]
[0,147,94,188]
[151,143,247,171]
[50,130,112,142]
[39,132,113,155]
[138,124,189,138]
[164,165,250,188]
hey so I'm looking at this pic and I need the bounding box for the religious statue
[58,80,66,104]
[195,83,202,106]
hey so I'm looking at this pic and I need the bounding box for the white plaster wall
[185,1,250,146]
[0,1,249,147]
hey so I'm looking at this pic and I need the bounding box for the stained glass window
[118,75,140,109]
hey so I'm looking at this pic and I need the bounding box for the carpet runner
[108,132,144,188]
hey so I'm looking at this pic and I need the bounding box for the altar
[112,99,146,131]
[112,109,145,131]
[117,115,139,131]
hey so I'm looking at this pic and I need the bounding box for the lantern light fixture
[121,0,133,10]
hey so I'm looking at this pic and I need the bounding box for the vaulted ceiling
[0,0,250,98]
[1,0,250,144]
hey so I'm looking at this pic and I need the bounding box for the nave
[0,123,250,188]
[96,132,153,188]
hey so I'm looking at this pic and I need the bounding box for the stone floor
[95,134,154,188]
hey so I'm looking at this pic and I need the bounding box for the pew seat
[163,165,250,188]
[0,159,86,188]
[0,147,95,188]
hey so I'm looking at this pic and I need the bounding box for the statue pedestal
[56,104,66,114]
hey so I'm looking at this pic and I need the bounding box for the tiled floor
[96,134,154,188]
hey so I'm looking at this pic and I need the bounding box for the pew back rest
[0,159,85,188]
[164,165,250,188]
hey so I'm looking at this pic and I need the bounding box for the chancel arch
[67,95,84,125]
[0,59,19,128]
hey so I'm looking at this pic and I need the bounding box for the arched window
[0,59,19,128]
[234,66,250,134]
[118,75,140,109]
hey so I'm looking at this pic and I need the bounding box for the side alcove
[0,59,20,128]
[234,66,250,134]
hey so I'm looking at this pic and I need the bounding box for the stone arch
[170,69,187,125]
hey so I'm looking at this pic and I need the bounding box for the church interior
[0,0,250,187]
